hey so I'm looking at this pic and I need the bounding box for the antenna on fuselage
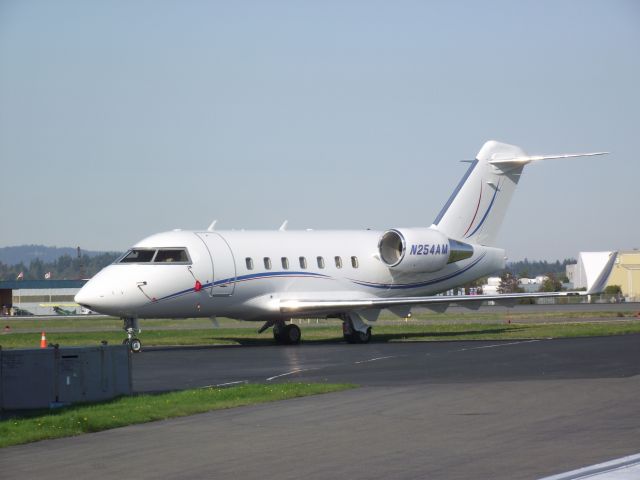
[279,220,288,231]
[207,220,217,231]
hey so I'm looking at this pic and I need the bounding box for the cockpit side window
[119,249,156,263]
[154,249,190,263]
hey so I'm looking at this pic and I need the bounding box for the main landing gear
[122,317,142,353]
[273,321,301,345]
[258,314,373,346]
[259,319,302,345]
[341,313,372,344]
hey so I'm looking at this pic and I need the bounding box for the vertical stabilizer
[431,141,606,246]
[432,141,526,245]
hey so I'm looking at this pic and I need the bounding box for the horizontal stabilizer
[489,151,608,170]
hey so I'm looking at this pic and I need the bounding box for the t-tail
[431,140,607,246]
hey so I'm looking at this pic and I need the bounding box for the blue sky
[0,0,638,260]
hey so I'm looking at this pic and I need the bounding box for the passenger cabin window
[299,256,307,269]
[246,257,254,270]
[281,257,289,269]
[351,256,359,268]
[119,249,156,263]
[317,256,325,269]
[335,256,342,268]
[155,249,189,263]
[264,257,272,270]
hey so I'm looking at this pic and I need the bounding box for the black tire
[343,333,357,344]
[273,324,285,344]
[122,338,130,345]
[356,327,372,344]
[284,324,301,345]
[130,338,142,353]
[345,327,371,344]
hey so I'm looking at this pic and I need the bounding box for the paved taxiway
[2,335,639,479]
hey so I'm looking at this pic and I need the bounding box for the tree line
[505,258,576,279]
[0,253,121,281]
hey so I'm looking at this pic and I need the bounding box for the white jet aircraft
[75,141,615,352]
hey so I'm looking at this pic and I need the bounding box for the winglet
[279,220,288,231]
[586,251,618,295]
[207,220,217,231]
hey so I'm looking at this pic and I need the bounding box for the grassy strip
[0,383,354,448]
[2,321,640,349]
[3,309,637,331]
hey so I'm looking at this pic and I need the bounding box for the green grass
[0,383,354,448]
[2,308,636,332]
[2,321,640,349]
[371,321,640,341]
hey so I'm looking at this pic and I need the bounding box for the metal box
[0,345,132,410]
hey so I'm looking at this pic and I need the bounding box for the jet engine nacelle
[378,228,451,273]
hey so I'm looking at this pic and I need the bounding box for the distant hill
[0,245,115,266]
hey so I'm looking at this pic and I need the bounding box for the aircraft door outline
[195,232,236,296]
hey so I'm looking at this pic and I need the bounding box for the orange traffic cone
[40,331,47,348]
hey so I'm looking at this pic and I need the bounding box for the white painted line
[266,368,318,382]
[355,356,396,364]
[201,380,248,388]
[455,340,539,352]
[538,452,640,479]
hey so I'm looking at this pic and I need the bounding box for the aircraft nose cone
[74,283,101,311]
[74,268,148,316]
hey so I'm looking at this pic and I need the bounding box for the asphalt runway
[2,335,639,479]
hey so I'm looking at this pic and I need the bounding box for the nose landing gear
[122,317,142,353]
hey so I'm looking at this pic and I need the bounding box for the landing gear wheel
[344,327,371,344]
[122,317,141,352]
[129,338,142,353]
[284,324,301,345]
[273,323,301,345]
[273,324,285,344]
[344,333,357,344]
[355,327,372,344]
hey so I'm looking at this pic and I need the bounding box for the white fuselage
[74,140,606,331]
[75,229,505,321]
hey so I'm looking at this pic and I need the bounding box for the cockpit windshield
[119,249,156,263]
[154,249,190,263]
[118,248,191,264]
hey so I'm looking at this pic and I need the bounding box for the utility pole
[77,246,85,280]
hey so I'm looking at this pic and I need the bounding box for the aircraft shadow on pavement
[204,325,525,346]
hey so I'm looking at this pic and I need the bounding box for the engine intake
[378,228,473,273]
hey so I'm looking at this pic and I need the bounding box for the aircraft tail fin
[431,141,607,246]
[585,251,618,295]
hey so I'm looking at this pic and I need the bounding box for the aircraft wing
[279,252,618,316]
[280,290,582,315]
